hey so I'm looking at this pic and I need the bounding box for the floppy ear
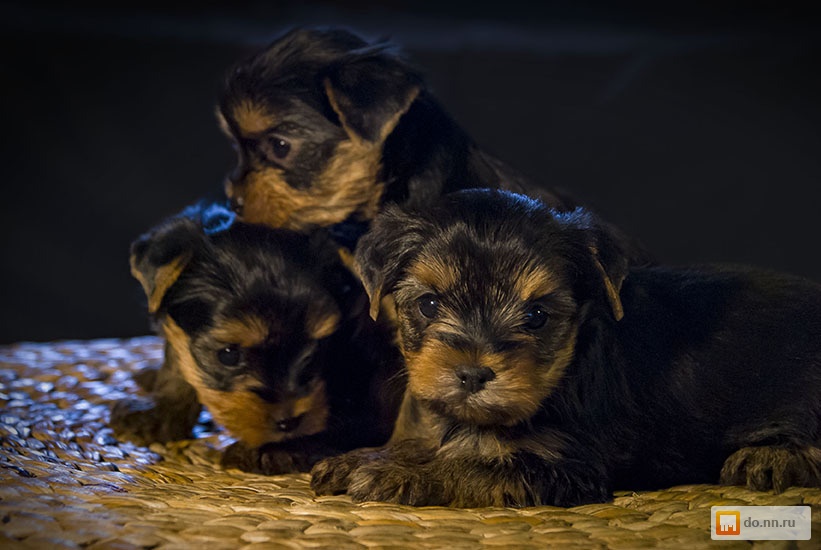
[324,51,421,144]
[354,205,431,320]
[129,217,202,314]
[589,242,628,322]
[560,209,630,321]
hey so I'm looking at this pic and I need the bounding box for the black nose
[275,415,303,433]
[455,365,496,394]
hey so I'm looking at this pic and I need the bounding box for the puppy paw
[131,364,161,392]
[222,441,266,472]
[347,461,443,506]
[222,441,315,474]
[720,445,821,493]
[311,448,378,495]
[109,397,194,444]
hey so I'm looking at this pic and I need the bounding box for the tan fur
[406,256,459,293]
[403,328,576,427]
[337,247,356,272]
[306,308,340,340]
[232,100,276,136]
[131,251,192,314]
[163,318,328,447]
[513,263,561,302]
[228,83,418,232]
[238,138,385,230]
[210,315,269,348]
[197,380,329,447]
[215,108,233,139]
[361,274,383,321]
[590,246,625,320]
[378,296,399,330]
[539,326,578,403]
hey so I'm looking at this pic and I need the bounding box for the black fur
[311,189,821,507]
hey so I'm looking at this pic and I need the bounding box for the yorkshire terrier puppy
[311,189,821,507]
[111,202,403,473]
[216,27,574,233]
[217,27,651,262]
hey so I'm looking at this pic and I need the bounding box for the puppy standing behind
[217,27,572,234]
[111,203,403,473]
[311,189,821,507]
[217,27,661,264]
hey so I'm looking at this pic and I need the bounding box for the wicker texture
[1,337,819,549]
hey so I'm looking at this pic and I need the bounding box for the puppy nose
[455,365,496,394]
[275,415,303,433]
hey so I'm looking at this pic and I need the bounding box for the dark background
[2,2,820,344]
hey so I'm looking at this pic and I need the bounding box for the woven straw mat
[0,337,819,549]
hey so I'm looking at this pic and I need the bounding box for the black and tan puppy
[111,203,403,473]
[216,27,573,233]
[311,189,821,507]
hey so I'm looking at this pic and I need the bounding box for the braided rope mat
[1,337,818,549]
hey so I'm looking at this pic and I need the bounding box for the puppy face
[131,206,359,447]
[355,189,628,427]
[217,28,420,230]
[395,241,581,427]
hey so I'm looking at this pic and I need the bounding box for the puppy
[216,27,574,233]
[111,202,403,473]
[311,189,821,507]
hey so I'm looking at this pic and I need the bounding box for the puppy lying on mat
[311,189,821,507]
[111,203,403,473]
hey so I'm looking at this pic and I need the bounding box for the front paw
[110,397,194,444]
[311,448,378,495]
[222,441,309,474]
[347,461,443,506]
[720,445,821,493]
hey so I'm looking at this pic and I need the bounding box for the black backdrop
[2,2,820,344]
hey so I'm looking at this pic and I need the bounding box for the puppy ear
[324,51,421,144]
[589,243,627,322]
[354,206,430,320]
[561,209,630,321]
[130,217,202,314]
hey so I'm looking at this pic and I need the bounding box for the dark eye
[417,293,440,319]
[524,304,548,330]
[270,137,291,159]
[217,344,242,367]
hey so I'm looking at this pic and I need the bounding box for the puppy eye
[417,293,440,319]
[269,136,291,160]
[217,344,242,367]
[523,304,549,330]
